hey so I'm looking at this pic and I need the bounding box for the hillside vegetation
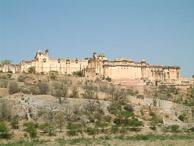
[0,72,194,145]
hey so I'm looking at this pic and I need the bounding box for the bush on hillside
[38,82,49,95]
[0,122,12,138]
[0,79,8,88]
[9,81,19,94]
[23,122,39,138]
[28,67,35,74]
[18,75,26,82]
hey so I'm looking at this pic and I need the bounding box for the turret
[93,51,97,59]
[45,49,49,57]
[141,59,146,64]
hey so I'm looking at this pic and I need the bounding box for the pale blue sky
[0,0,194,78]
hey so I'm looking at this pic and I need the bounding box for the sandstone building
[0,49,182,84]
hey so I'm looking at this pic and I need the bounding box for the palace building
[0,49,182,85]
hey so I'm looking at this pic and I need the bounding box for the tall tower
[141,59,146,79]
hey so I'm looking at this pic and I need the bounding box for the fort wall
[0,49,183,85]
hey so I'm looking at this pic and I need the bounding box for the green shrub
[39,122,55,136]
[11,117,19,129]
[52,82,62,89]
[108,102,122,115]
[126,118,143,127]
[171,125,179,132]
[113,117,122,125]
[89,116,95,123]
[111,125,119,134]
[106,77,111,82]
[72,71,83,77]
[28,67,35,74]
[127,89,135,96]
[23,122,39,138]
[149,111,156,117]
[7,73,12,78]
[124,104,134,112]
[137,94,144,99]
[66,124,82,136]
[0,122,12,138]
[103,115,111,122]
[95,123,109,129]
[86,127,97,135]
[140,110,144,116]
[178,115,184,121]
[49,71,58,80]
[1,60,12,65]
[159,85,167,92]
[94,113,102,122]
[67,124,82,131]
[158,118,163,124]
[17,76,26,82]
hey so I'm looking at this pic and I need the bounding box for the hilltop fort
[0,49,193,86]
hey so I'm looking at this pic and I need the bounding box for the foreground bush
[0,122,12,139]
[23,122,39,138]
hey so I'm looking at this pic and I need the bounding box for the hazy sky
[0,0,194,78]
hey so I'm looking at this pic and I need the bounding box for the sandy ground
[36,139,194,146]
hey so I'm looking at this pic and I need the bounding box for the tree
[65,105,74,125]
[39,104,58,123]
[38,82,49,95]
[82,87,96,99]
[70,86,79,98]
[55,89,63,104]
[84,100,98,114]
[28,66,35,74]
[9,81,19,94]
[56,112,66,132]
[55,86,68,104]
[39,122,56,136]
[1,60,12,65]
[72,71,83,77]
[114,89,127,104]
[0,100,12,121]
